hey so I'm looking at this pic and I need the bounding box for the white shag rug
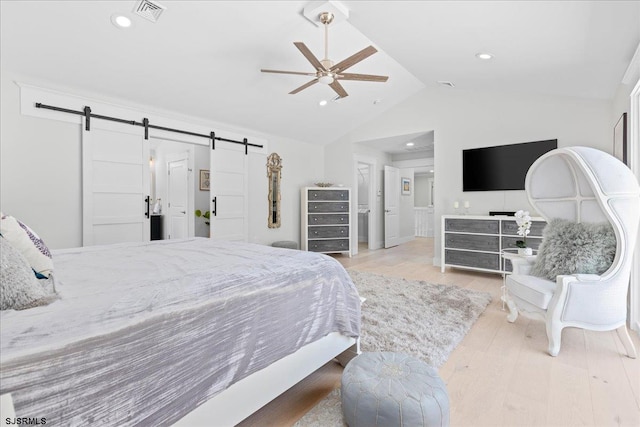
[294,270,492,427]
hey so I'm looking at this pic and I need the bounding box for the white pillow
[0,214,53,278]
[0,237,56,310]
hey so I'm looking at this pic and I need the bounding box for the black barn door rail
[35,102,263,153]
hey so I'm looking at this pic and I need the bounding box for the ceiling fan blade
[329,80,349,98]
[261,69,317,77]
[338,73,389,82]
[294,42,326,71]
[289,79,319,94]
[330,46,378,73]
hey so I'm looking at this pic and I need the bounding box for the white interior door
[167,155,189,239]
[82,119,150,246]
[209,141,248,241]
[384,165,401,248]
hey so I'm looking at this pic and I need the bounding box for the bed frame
[0,333,358,426]
[174,332,359,426]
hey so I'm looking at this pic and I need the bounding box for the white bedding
[0,238,361,425]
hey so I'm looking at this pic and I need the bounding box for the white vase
[518,247,533,256]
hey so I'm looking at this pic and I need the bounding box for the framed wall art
[401,177,411,195]
[199,169,210,191]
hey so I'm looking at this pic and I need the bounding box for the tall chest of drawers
[301,187,351,256]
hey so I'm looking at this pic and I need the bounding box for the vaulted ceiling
[1,1,638,146]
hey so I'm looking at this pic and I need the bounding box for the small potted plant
[514,210,532,256]
[195,209,210,226]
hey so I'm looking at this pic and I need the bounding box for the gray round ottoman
[271,240,298,250]
[341,352,449,427]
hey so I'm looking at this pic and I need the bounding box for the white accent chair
[505,146,639,357]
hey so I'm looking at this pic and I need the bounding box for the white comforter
[0,238,361,426]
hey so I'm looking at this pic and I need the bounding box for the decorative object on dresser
[513,209,532,255]
[301,187,351,256]
[441,215,546,274]
[267,153,282,229]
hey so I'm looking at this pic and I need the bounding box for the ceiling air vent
[133,0,166,23]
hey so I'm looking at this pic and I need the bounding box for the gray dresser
[441,215,546,274]
[301,187,351,256]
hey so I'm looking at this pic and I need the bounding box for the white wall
[398,167,415,242]
[414,174,430,207]
[326,85,612,264]
[0,72,324,249]
[611,45,640,333]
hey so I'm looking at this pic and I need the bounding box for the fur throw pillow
[530,218,616,281]
[0,237,57,310]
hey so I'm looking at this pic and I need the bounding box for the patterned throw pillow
[530,218,616,281]
[0,213,53,278]
[0,237,56,310]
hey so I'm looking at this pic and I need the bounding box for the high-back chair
[504,146,639,357]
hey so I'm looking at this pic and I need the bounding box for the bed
[0,237,361,426]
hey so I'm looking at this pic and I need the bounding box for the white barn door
[82,119,150,246]
[209,141,248,241]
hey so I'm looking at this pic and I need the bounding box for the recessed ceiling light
[475,52,494,60]
[406,142,415,147]
[319,100,328,106]
[111,14,133,28]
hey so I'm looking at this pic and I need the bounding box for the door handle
[180,211,186,214]
[385,209,391,213]
[212,197,217,217]
[145,196,150,218]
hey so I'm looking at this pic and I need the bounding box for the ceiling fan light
[318,75,335,85]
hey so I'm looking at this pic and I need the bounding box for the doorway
[150,139,197,240]
[166,152,190,239]
[357,163,371,247]
[353,155,378,255]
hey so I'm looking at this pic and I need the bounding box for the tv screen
[463,139,557,191]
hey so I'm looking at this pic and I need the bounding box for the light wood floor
[241,238,640,426]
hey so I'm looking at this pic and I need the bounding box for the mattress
[0,238,361,426]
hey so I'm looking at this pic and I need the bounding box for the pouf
[341,352,449,427]
[271,240,298,250]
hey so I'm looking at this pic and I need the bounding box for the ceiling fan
[261,12,389,98]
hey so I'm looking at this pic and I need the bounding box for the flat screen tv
[463,139,557,191]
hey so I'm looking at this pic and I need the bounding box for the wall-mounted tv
[463,139,557,191]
